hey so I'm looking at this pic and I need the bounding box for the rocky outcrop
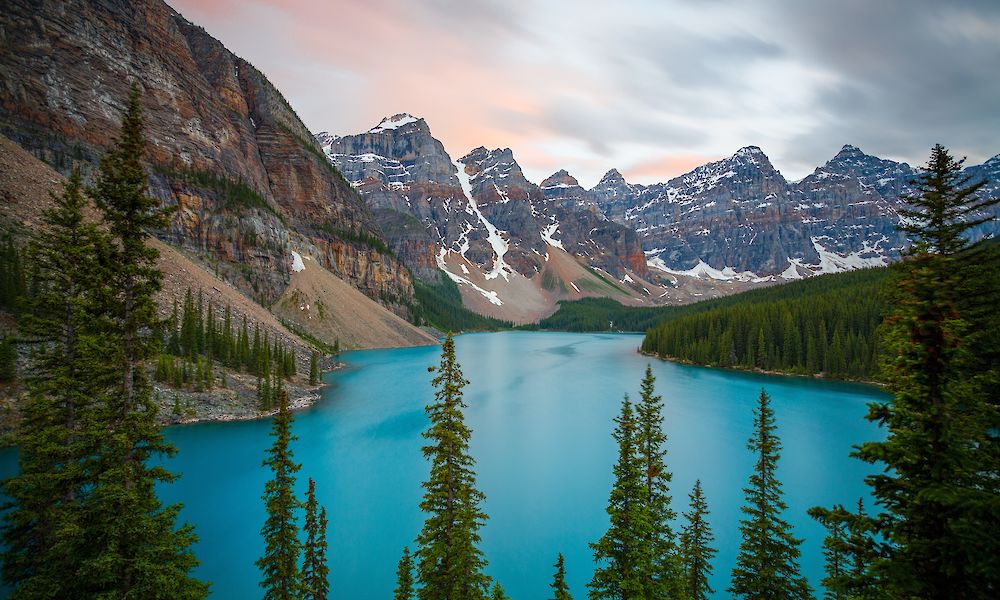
[593,169,646,223]
[0,0,415,315]
[540,169,600,214]
[591,145,1000,278]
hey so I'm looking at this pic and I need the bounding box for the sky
[167,0,1000,186]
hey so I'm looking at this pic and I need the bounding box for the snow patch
[368,114,418,133]
[540,222,565,250]
[809,237,888,274]
[647,256,759,282]
[290,251,305,273]
[780,260,803,280]
[435,248,503,306]
[454,159,512,281]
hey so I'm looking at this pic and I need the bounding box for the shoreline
[156,359,347,427]
[639,350,884,387]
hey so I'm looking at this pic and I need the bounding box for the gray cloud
[764,0,1000,170]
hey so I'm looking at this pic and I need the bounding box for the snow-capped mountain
[592,145,1000,280]
[316,117,651,322]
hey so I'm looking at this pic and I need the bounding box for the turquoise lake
[0,331,887,598]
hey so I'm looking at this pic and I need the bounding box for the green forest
[413,276,513,332]
[641,268,890,379]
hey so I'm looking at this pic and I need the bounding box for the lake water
[0,331,887,598]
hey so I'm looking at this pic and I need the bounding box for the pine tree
[0,232,27,313]
[0,336,15,382]
[588,395,651,599]
[550,553,572,600]
[635,365,683,597]
[489,582,510,600]
[257,390,302,599]
[809,504,849,600]
[80,81,206,599]
[808,498,879,600]
[679,480,716,600]
[309,350,319,385]
[415,333,490,600]
[302,478,329,600]
[394,546,415,600]
[852,144,1000,597]
[729,390,811,599]
[0,168,114,596]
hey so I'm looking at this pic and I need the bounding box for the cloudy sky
[168,0,1000,186]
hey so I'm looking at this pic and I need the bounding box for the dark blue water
[0,332,886,598]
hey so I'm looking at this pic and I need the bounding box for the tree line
[641,268,888,379]
[154,286,317,410]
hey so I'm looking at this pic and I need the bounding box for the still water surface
[0,332,887,598]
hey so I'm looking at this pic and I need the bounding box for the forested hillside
[641,268,890,379]
[413,277,513,332]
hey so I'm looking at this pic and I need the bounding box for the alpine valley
[2,0,999,330]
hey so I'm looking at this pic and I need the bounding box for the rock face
[0,0,415,315]
[317,118,648,298]
[591,145,1000,278]
[540,169,600,214]
[593,169,646,223]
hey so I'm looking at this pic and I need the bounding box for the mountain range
[1,0,997,328]
[317,115,1000,320]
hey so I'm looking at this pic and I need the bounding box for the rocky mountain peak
[368,113,424,134]
[730,145,776,171]
[541,169,581,189]
[598,168,627,185]
[824,144,880,170]
[835,144,864,158]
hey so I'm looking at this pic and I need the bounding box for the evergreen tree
[302,478,329,600]
[588,395,651,599]
[394,546,415,600]
[257,390,302,599]
[729,390,811,599]
[550,553,572,600]
[309,350,319,385]
[489,582,511,600]
[679,480,716,600]
[0,168,115,596]
[808,498,880,600]
[852,144,1000,597]
[80,82,206,598]
[0,336,15,382]
[0,232,27,313]
[415,333,490,600]
[635,365,683,597]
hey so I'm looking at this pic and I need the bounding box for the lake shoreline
[640,350,885,387]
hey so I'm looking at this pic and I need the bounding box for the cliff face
[458,147,648,280]
[0,0,414,314]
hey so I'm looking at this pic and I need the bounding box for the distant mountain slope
[0,0,415,317]
[591,145,999,279]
